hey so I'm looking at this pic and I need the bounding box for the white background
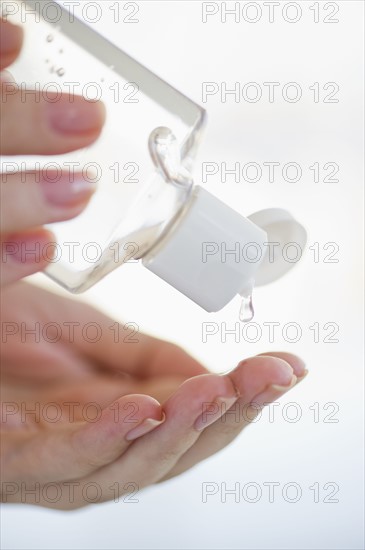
[1,1,364,549]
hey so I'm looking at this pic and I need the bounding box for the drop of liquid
[56,68,65,76]
[46,34,54,42]
[239,294,254,322]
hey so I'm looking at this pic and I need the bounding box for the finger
[0,280,99,379]
[0,171,96,233]
[0,336,100,382]
[34,376,160,414]
[160,354,307,480]
[0,228,55,286]
[50,373,238,509]
[130,374,191,403]
[82,329,208,380]
[1,279,208,379]
[41,289,209,379]
[0,87,106,155]
[48,373,188,409]
[1,394,164,485]
[257,351,308,378]
[0,19,23,70]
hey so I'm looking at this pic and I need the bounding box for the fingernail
[250,374,298,407]
[40,173,96,207]
[296,369,309,383]
[270,375,298,393]
[46,96,106,135]
[0,70,16,84]
[125,413,165,441]
[0,20,23,56]
[3,230,54,263]
[194,396,238,432]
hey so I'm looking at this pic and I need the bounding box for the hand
[0,282,307,509]
[0,18,106,286]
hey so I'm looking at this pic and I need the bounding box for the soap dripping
[239,294,254,322]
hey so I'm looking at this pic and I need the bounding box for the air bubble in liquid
[148,127,193,188]
[57,68,65,76]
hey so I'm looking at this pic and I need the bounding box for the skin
[0,18,307,509]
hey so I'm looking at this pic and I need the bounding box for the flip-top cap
[143,187,306,312]
[248,208,307,286]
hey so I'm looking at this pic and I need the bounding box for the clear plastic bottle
[1,0,307,313]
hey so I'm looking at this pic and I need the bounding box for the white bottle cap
[247,208,307,286]
[143,186,306,312]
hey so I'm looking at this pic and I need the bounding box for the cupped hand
[0,282,307,509]
[0,18,106,286]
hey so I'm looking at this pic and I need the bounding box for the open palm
[0,282,306,509]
